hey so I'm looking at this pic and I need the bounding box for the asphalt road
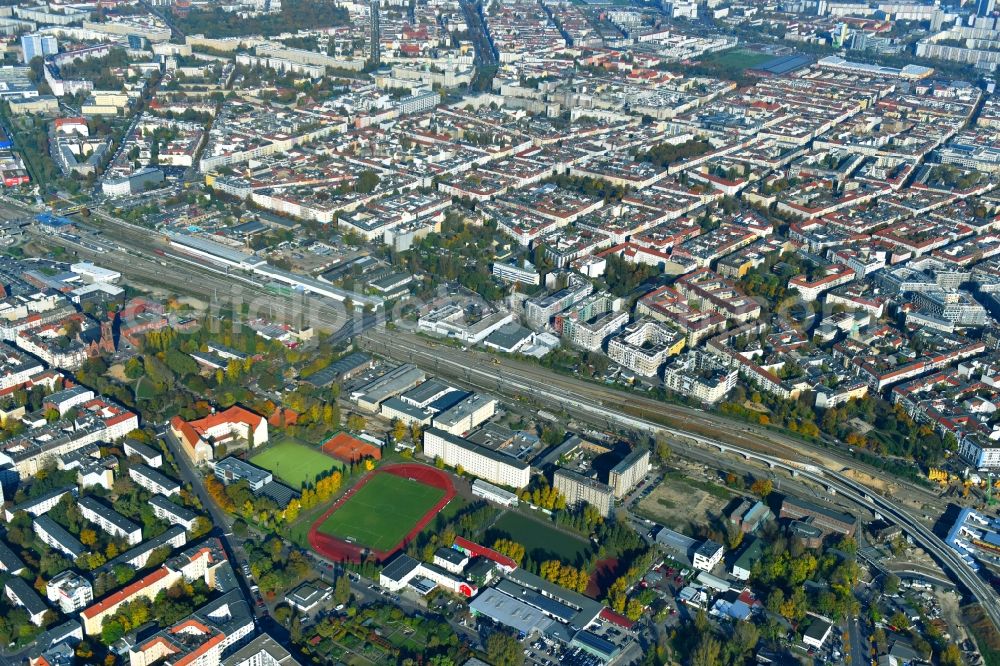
[361,331,944,508]
[847,616,866,666]
[361,331,1000,632]
[12,200,1000,631]
[158,426,268,619]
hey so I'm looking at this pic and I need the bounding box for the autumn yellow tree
[284,497,301,523]
[606,578,627,614]
[346,414,366,431]
[491,538,525,565]
[625,598,644,621]
[750,478,773,498]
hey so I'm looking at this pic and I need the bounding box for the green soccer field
[317,473,446,551]
[697,48,774,68]
[250,440,342,489]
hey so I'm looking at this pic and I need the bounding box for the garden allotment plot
[316,472,446,552]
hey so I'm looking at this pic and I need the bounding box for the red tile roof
[453,536,517,570]
[189,406,263,435]
[600,607,635,629]
[81,566,170,619]
[171,415,203,449]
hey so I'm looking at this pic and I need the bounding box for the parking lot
[519,616,634,666]
[560,647,606,666]
[524,638,564,666]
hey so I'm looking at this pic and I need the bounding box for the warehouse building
[351,364,426,412]
[432,393,497,436]
[779,495,857,536]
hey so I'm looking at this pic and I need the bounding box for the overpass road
[13,201,1000,631]
[360,332,1000,632]
[361,330,947,510]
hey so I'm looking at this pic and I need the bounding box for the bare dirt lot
[637,465,735,535]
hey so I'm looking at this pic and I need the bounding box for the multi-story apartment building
[608,448,650,499]
[423,428,530,489]
[555,294,627,352]
[396,90,439,115]
[16,323,90,369]
[0,341,43,391]
[909,290,988,327]
[607,319,685,377]
[788,264,856,302]
[123,440,163,468]
[78,495,142,545]
[33,515,85,560]
[127,590,254,666]
[20,34,57,62]
[960,437,1000,470]
[149,494,200,531]
[492,261,540,286]
[0,398,138,478]
[46,571,93,613]
[43,386,95,417]
[553,468,614,518]
[99,525,187,574]
[674,268,761,323]
[5,576,48,626]
[662,351,739,405]
[4,486,75,521]
[81,538,227,635]
[0,540,25,575]
[636,286,727,346]
[222,634,303,666]
[129,464,181,496]
[524,279,594,329]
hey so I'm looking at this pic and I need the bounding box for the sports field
[487,511,593,565]
[316,473,446,551]
[697,48,774,68]
[250,440,342,489]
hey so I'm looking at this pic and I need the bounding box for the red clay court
[321,431,382,464]
[308,463,455,564]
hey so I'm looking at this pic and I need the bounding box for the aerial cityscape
[0,0,998,664]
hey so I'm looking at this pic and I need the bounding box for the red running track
[308,462,456,564]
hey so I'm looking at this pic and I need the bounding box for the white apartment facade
[423,428,530,488]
